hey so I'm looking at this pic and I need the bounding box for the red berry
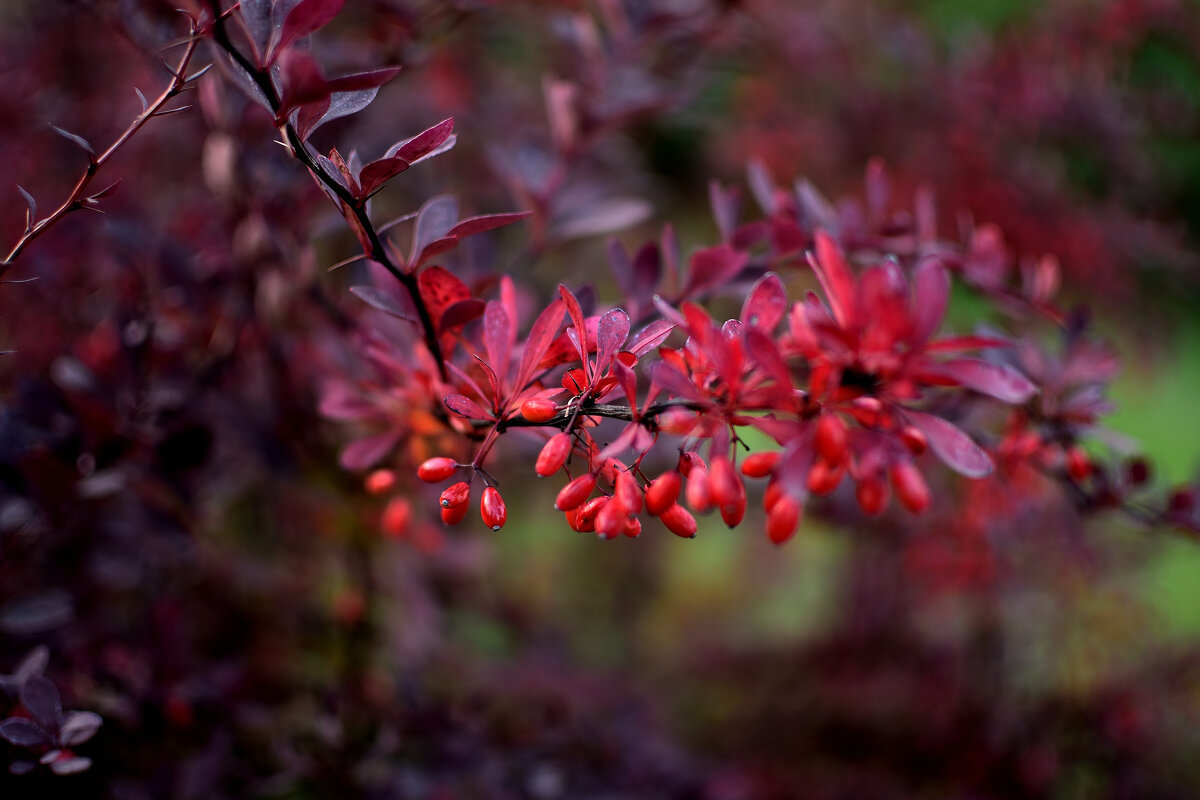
[520,397,558,423]
[763,479,783,512]
[555,474,596,511]
[890,461,931,514]
[709,457,746,528]
[481,486,507,531]
[595,497,628,539]
[686,465,712,513]
[441,502,469,525]
[439,481,471,508]
[807,458,845,495]
[418,457,458,482]
[614,470,642,514]
[740,451,779,478]
[1066,445,1091,481]
[855,476,889,515]
[575,496,608,532]
[645,471,682,516]
[660,503,698,538]
[381,497,411,538]
[899,426,927,455]
[766,495,802,544]
[622,516,643,538]
[365,469,397,495]
[536,433,572,477]
[815,414,848,466]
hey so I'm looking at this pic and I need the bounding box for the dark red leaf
[411,195,459,264]
[272,0,345,61]
[444,393,492,420]
[448,211,532,239]
[357,155,411,198]
[387,118,455,164]
[339,431,399,471]
[439,298,486,331]
[515,299,564,391]
[744,328,792,387]
[20,676,61,728]
[683,243,748,299]
[557,285,589,378]
[414,235,459,268]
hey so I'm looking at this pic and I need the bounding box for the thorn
[185,63,213,83]
[134,86,149,113]
[151,105,193,117]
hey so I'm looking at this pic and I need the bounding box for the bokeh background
[2,0,1200,797]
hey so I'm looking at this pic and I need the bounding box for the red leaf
[929,359,1037,404]
[387,118,455,164]
[557,285,589,378]
[357,155,411,198]
[910,257,948,344]
[595,308,630,376]
[683,244,748,298]
[741,272,787,331]
[414,235,459,268]
[905,410,993,478]
[809,231,857,329]
[483,301,513,385]
[515,299,565,391]
[444,393,492,420]
[628,319,675,357]
[744,328,791,387]
[418,266,471,333]
[411,195,459,264]
[272,0,345,61]
[323,66,402,97]
[439,298,486,331]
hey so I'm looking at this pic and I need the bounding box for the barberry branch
[207,0,449,382]
[1,19,203,272]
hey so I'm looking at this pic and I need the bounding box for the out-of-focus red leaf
[647,361,705,403]
[439,298,485,331]
[910,257,949,344]
[810,231,857,329]
[483,301,513,385]
[349,285,416,322]
[905,410,992,478]
[926,359,1037,404]
[741,272,787,331]
[554,197,653,240]
[448,211,532,239]
[744,328,792,387]
[683,244,748,299]
[557,285,589,379]
[340,431,400,471]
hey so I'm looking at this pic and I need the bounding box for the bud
[815,414,848,466]
[555,474,596,511]
[481,486,507,531]
[520,397,558,423]
[418,457,458,483]
[766,495,802,544]
[381,497,412,538]
[441,501,469,525]
[645,471,682,516]
[365,469,397,495]
[889,461,930,514]
[855,476,889,515]
[740,451,779,478]
[660,503,698,538]
[536,433,572,477]
[439,481,471,508]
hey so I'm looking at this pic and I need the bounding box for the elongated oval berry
[719,492,746,528]
[686,465,712,513]
[564,505,584,531]
[740,451,779,478]
[418,457,458,483]
[536,433,572,477]
[622,516,642,538]
[660,503,698,538]
[365,469,397,495]
[899,425,927,455]
[441,501,469,525]
[815,414,848,466]
[575,496,608,532]
[481,486,507,530]
[855,476,889,515]
[520,397,558,423]
[439,481,471,508]
[763,479,783,512]
[766,495,803,544]
[807,458,845,495]
[645,471,682,516]
[614,471,642,514]
[708,458,741,511]
[595,497,628,539]
[1065,445,1091,481]
[382,497,412,538]
[890,461,930,513]
[555,474,596,511]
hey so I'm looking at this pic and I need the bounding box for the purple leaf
[597,423,654,460]
[444,393,492,420]
[58,711,102,747]
[411,195,459,264]
[297,88,381,141]
[349,286,416,322]
[272,0,345,61]
[448,211,532,239]
[414,235,459,268]
[14,647,49,683]
[595,308,630,376]
[741,272,787,331]
[483,301,513,385]
[933,359,1037,404]
[0,718,49,748]
[20,676,61,728]
[628,319,675,357]
[905,410,993,478]
[240,0,272,61]
[50,125,95,159]
[708,181,740,242]
[631,242,662,304]
[647,361,705,403]
[50,756,92,775]
[514,298,564,391]
[746,158,777,215]
[553,196,653,240]
[339,431,400,471]
[910,257,949,344]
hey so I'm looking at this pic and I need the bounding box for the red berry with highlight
[767,495,803,544]
[645,471,682,516]
[555,474,596,511]
[520,397,557,423]
[439,481,471,508]
[441,502,469,525]
[815,414,848,466]
[741,452,779,478]
[660,503,698,538]
[535,433,571,477]
[418,457,458,483]
[365,469,397,495]
[481,486,507,530]
[890,461,931,513]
